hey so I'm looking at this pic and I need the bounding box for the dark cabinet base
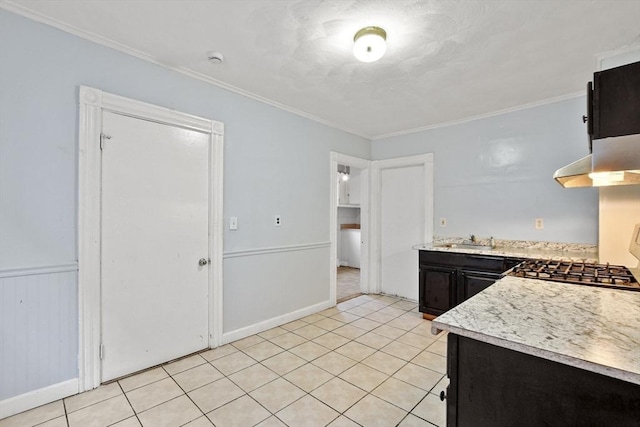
[419,265,456,316]
[419,251,523,318]
[447,335,640,427]
[460,269,501,300]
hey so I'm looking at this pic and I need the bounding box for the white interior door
[380,165,425,300]
[101,111,210,381]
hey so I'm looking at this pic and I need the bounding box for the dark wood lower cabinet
[459,269,501,301]
[446,334,640,427]
[419,265,456,316]
[418,251,523,318]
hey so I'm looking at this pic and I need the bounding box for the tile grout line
[158,365,209,427]
[218,353,282,423]
[61,395,70,427]
[113,379,142,427]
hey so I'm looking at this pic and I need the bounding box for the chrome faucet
[463,234,477,245]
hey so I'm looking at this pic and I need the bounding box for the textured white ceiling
[4,0,640,138]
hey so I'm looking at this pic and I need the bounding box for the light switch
[535,218,544,230]
[230,216,238,230]
[275,215,281,226]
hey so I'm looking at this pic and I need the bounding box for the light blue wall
[0,10,369,269]
[0,9,369,400]
[372,98,599,244]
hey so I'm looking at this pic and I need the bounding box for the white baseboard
[222,300,334,344]
[0,378,78,419]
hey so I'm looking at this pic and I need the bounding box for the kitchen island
[432,276,640,426]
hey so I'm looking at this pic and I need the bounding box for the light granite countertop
[413,242,599,263]
[432,276,640,384]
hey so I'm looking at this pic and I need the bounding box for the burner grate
[508,260,639,291]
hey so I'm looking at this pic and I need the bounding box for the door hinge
[100,133,111,150]
[99,343,105,360]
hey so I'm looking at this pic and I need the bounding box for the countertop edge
[432,321,640,385]
[414,244,599,263]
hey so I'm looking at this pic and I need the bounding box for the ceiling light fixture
[338,164,351,181]
[353,26,387,63]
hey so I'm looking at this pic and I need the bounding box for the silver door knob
[198,258,209,266]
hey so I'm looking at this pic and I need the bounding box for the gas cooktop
[507,259,640,292]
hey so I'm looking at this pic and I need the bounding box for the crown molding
[0,1,605,143]
[594,43,640,71]
[371,91,584,140]
[0,0,371,140]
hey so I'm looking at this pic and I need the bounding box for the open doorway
[329,152,370,305]
[337,165,362,301]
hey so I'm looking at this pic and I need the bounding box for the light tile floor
[337,267,361,302]
[1,294,448,427]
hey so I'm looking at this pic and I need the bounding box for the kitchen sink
[436,243,495,251]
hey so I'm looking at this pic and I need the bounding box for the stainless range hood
[554,134,640,188]
[554,61,640,188]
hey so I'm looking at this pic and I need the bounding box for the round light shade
[353,26,387,63]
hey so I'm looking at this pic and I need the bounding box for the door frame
[77,86,224,392]
[329,152,370,302]
[370,154,434,295]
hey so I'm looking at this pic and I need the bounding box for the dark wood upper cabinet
[591,61,640,140]
[586,81,594,150]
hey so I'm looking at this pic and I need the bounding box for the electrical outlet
[440,218,447,227]
[275,215,281,226]
[535,218,544,230]
[230,216,238,230]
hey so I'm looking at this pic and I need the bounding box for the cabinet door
[451,335,640,427]
[503,257,524,271]
[593,62,640,139]
[419,265,457,316]
[460,269,501,301]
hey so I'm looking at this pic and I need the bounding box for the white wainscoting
[0,265,79,416]
[0,379,78,419]
[1,243,332,415]
[222,243,332,342]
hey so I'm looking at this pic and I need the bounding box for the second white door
[101,111,210,381]
[380,165,426,300]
